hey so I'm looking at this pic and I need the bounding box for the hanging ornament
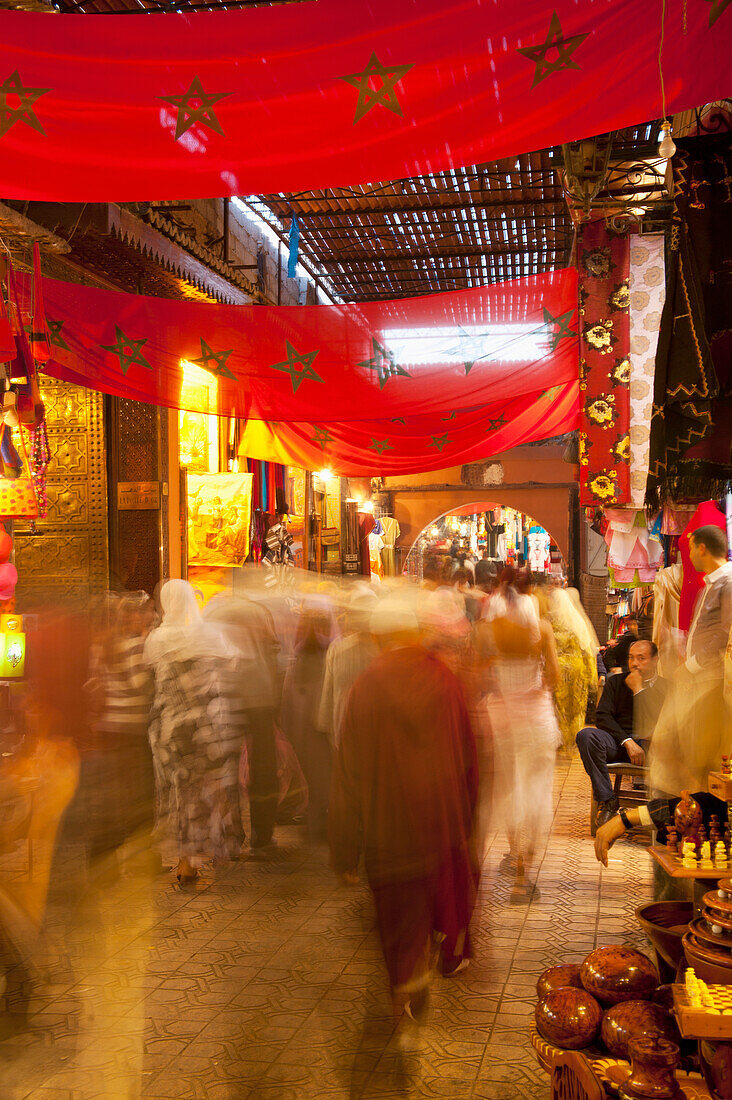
[30,420,50,519]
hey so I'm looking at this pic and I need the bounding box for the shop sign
[117,482,160,510]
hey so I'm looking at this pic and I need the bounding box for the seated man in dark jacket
[576,640,668,828]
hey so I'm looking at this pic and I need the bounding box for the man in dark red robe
[329,623,480,1020]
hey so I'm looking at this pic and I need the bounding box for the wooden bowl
[702,892,732,931]
[581,946,658,1006]
[636,901,693,973]
[684,933,732,984]
[691,917,732,951]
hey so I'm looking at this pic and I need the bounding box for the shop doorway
[403,501,566,582]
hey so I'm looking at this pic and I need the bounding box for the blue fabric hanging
[288,214,300,279]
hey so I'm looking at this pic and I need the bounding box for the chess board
[651,845,730,880]
[673,980,732,1039]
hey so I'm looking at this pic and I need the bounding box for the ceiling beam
[316,246,570,268]
[266,196,567,220]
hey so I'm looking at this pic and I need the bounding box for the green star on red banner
[269,340,323,393]
[0,70,50,138]
[464,361,476,376]
[312,426,334,450]
[543,306,577,350]
[339,52,413,124]
[101,325,152,376]
[486,415,506,432]
[160,76,232,141]
[704,0,731,24]
[517,12,589,88]
[441,411,457,421]
[369,437,393,455]
[46,318,69,350]
[358,337,411,389]
[428,433,451,452]
[391,417,406,424]
[191,338,236,379]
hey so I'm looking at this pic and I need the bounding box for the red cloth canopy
[236,385,578,475]
[0,0,728,200]
[23,268,579,473]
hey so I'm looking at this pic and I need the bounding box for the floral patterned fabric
[578,221,631,506]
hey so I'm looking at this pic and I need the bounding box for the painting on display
[187,473,253,567]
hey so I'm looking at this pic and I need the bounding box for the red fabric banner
[578,221,631,506]
[19,269,579,473]
[0,0,728,201]
[237,384,578,475]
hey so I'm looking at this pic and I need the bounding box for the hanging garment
[358,512,376,578]
[380,516,401,577]
[527,525,550,573]
[604,509,663,586]
[368,530,385,580]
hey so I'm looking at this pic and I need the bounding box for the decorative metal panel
[14,377,108,605]
[112,398,162,595]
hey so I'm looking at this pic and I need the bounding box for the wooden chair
[590,762,649,837]
[551,1050,605,1100]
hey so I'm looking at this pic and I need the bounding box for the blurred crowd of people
[1,559,605,1023]
[5,530,725,1029]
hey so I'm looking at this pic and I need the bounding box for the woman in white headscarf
[143,580,239,883]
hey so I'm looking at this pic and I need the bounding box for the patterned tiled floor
[1,755,654,1099]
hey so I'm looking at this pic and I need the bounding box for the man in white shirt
[686,525,732,674]
[649,525,732,796]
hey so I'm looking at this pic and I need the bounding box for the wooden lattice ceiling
[250,120,667,303]
[255,151,569,302]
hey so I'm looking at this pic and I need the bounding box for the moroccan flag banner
[0,0,728,200]
[236,384,578,475]
[17,268,579,472]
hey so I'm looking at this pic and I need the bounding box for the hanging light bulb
[658,120,676,160]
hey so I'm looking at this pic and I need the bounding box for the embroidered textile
[578,221,631,506]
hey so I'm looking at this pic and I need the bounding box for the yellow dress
[552,625,596,752]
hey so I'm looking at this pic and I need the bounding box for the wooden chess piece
[665,827,678,854]
[698,822,708,844]
[710,815,721,845]
[674,790,703,842]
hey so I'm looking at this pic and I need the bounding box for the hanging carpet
[645,134,732,507]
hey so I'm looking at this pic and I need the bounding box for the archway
[403,500,566,581]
